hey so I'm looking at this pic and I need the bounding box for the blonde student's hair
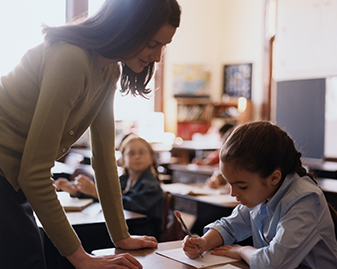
[120,135,158,178]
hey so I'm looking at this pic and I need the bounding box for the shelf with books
[175,97,252,140]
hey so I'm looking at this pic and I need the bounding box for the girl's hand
[54,178,79,197]
[211,244,243,260]
[182,235,207,259]
[75,174,98,199]
[113,235,158,250]
[211,244,256,265]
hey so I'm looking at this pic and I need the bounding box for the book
[57,191,94,212]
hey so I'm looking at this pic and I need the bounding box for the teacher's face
[123,24,177,73]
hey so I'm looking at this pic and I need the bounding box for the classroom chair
[160,192,186,242]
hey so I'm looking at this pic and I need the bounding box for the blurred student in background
[56,134,164,239]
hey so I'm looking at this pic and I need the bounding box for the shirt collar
[249,173,299,217]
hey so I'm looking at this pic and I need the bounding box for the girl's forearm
[239,245,256,265]
[202,229,224,250]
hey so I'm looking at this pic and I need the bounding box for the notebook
[57,191,94,212]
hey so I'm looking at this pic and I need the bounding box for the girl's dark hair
[220,121,312,181]
[42,0,181,97]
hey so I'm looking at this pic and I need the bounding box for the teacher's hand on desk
[114,235,158,250]
[67,245,143,269]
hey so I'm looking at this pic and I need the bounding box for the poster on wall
[223,63,252,99]
[172,64,211,97]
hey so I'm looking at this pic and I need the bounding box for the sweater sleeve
[90,87,130,242]
[17,43,93,256]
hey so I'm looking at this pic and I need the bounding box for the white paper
[216,265,241,269]
[156,248,239,268]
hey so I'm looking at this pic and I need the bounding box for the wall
[272,0,337,159]
[273,0,337,81]
[163,0,265,134]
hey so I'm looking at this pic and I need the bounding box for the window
[0,1,157,141]
[0,0,66,76]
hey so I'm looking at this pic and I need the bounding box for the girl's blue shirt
[205,173,337,269]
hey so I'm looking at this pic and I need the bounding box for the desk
[36,202,146,269]
[171,140,222,164]
[35,198,146,228]
[316,177,337,211]
[303,159,337,179]
[93,240,250,269]
[161,183,238,236]
[93,240,310,269]
[316,177,337,193]
[169,163,218,184]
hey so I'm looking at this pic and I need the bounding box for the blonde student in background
[182,121,337,269]
[56,134,164,240]
[0,0,181,268]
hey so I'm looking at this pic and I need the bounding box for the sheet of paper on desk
[161,183,228,196]
[217,265,241,269]
[196,194,238,206]
[156,248,239,268]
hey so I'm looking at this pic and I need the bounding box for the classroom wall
[163,0,265,134]
[272,0,337,159]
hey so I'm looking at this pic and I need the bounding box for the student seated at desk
[192,123,234,166]
[204,170,229,190]
[183,121,337,269]
[191,124,233,190]
[55,134,164,240]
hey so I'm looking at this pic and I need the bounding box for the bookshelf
[176,97,252,140]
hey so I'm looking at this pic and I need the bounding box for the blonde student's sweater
[0,41,129,256]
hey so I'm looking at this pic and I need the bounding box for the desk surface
[93,240,250,269]
[172,140,222,151]
[316,178,337,193]
[64,203,146,226]
[35,202,146,227]
[93,240,310,269]
[169,163,218,175]
[161,183,238,208]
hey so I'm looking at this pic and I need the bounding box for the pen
[175,210,203,258]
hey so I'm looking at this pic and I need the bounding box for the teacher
[0,0,181,268]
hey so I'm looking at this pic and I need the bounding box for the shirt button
[62,148,67,153]
[69,130,74,135]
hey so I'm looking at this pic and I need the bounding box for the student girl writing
[56,134,164,239]
[0,0,181,268]
[182,121,337,269]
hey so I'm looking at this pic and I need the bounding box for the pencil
[175,210,203,258]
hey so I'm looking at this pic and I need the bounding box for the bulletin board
[223,63,252,99]
[172,64,211,97]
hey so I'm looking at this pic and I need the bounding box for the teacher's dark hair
[42,0,181,97]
